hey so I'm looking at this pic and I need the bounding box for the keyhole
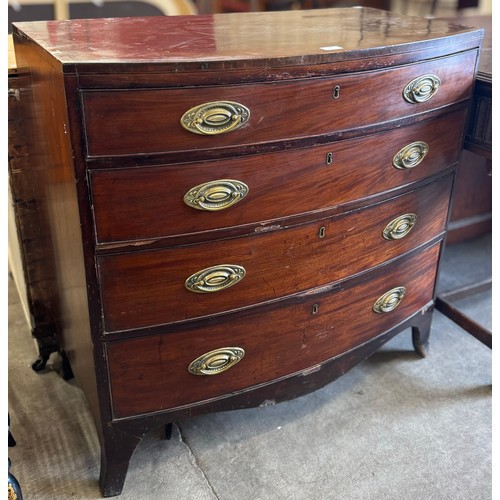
[319,226,326,238]
[312,304,319,315]
[325,152,334,165]
[333,85,341,99]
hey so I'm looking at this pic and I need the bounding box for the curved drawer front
[90,108,465,244]
[82,50,476,157]
[98,174,452,332]
[107,243,440,417]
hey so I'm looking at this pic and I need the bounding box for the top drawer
[81,50,477,158]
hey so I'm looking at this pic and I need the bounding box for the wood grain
[11,9,482,71]
[81,50,477,157]
[90,108,465,245]
[107,243,441,417]
[98,175,452,332]
[11,10,482,496]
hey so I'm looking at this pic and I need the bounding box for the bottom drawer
[107,243,440,418]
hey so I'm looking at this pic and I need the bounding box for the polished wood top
[12,8,483,71]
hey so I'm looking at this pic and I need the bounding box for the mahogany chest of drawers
[12,9,483,496]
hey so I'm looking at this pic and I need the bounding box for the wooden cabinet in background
[446,15,491,244]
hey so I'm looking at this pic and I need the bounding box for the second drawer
[90,108,465,245]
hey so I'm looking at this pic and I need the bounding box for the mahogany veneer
[90,109,465,246]
[12,8,483,497]
[81,50,475,157]
[108,243,441,417]
[99,175,452,332]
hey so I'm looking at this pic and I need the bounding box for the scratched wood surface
[11,8,483,68]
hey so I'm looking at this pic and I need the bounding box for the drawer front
[98,175,452,332]
[90,108,465,244]
[82,50,476,157]
[107,243,440,417]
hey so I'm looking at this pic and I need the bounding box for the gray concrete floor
[8,235,491,500]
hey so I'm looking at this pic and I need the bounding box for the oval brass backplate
[383,213,417,240]
[184,179,249,211]
[373,286,406,314]
[180,101,250,135]
[188,347,245,375]
[393,141,429,170]
[403,74,441,104]
[185,264,246,293]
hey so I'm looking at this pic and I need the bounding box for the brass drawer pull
[393,141,429,169]
[180,101,250,135]
[403,74,441,103]
[188,347,245,375]
[383,213,417,240]
[184,179,249,211]
[185,264,246,293]
[373,287,406,313]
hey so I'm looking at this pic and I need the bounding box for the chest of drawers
[12,9,483,497]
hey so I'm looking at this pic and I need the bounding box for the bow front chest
[12,9,483,496]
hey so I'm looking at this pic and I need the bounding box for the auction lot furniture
[12,9,482,496]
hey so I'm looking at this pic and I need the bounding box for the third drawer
[98,173,452,332]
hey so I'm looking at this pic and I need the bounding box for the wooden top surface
[12,8,483,70]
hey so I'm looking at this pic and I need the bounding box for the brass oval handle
[383,213,417,240]
[180,101,250,135]
[184,179,249,211]
[185,264,246,293]
[403,74,441,103]
[188,347,245,375]
[373,287,406,314]
[393,141,429,169]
